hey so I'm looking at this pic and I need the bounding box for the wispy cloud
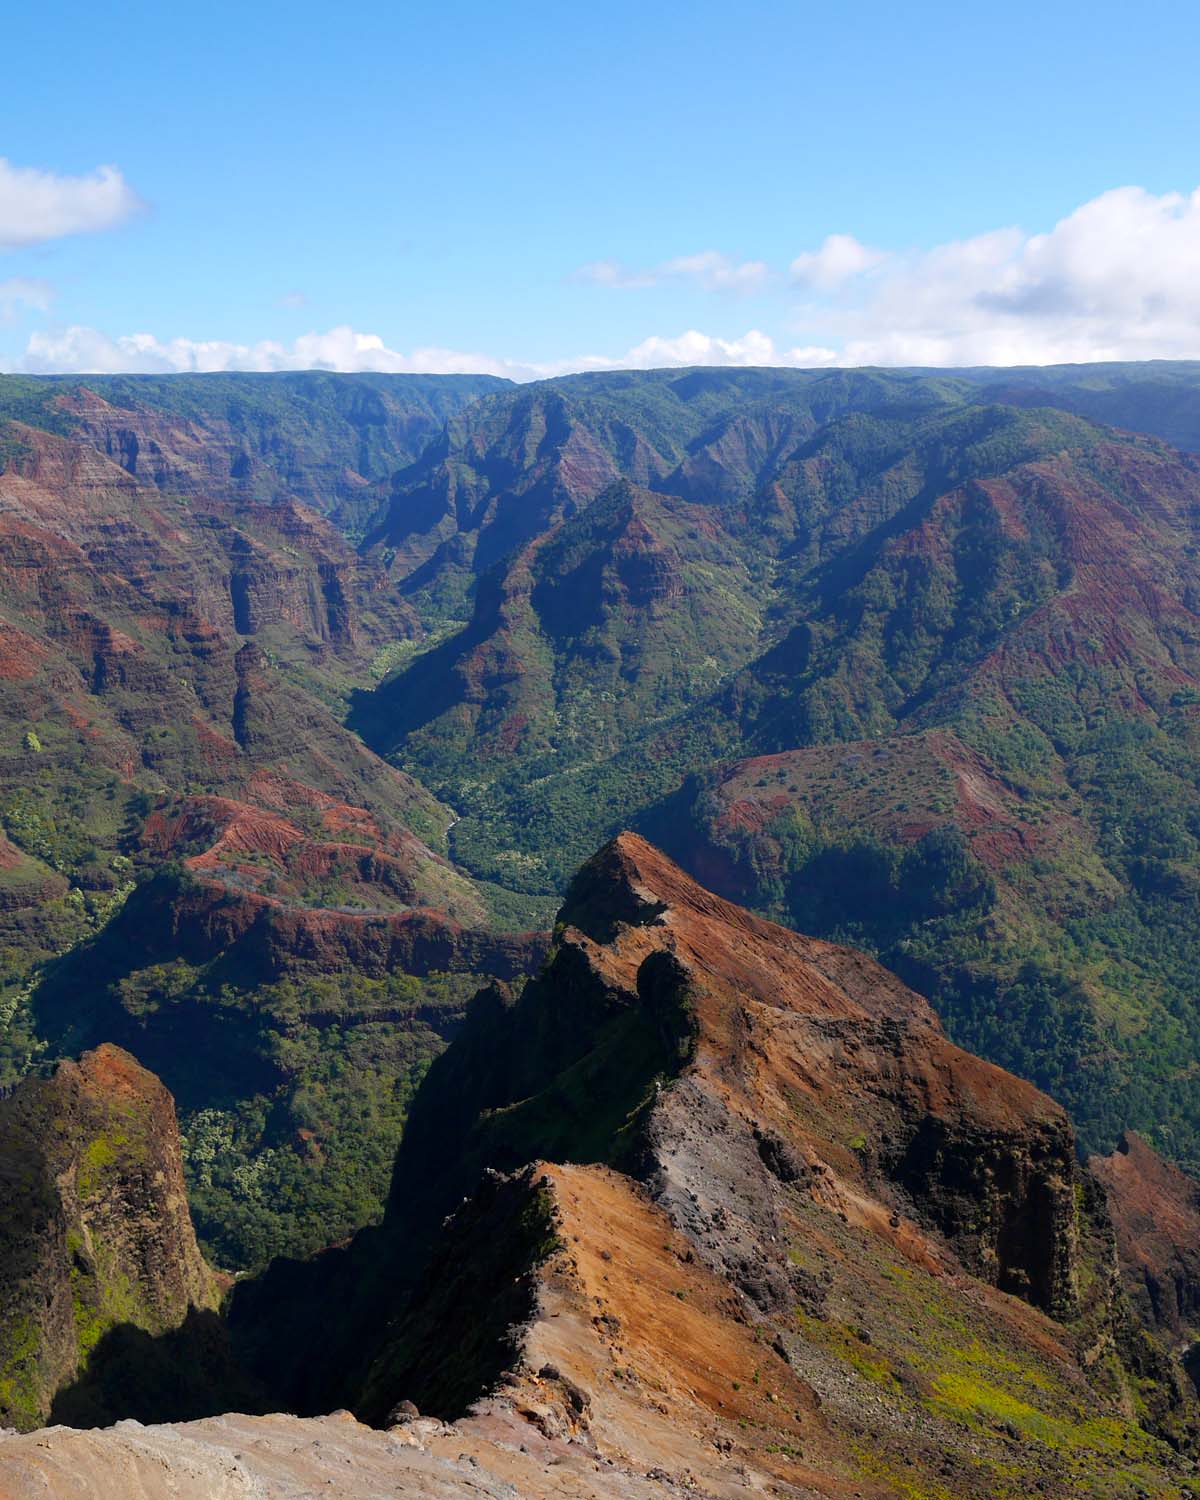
[575,250,770,294]
[0,159,144,250]
[790,233,887,290]
[0,278,54,322]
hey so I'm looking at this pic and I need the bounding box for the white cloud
[573,186,1200,367]
[0,159,143,249]
[14,325,529,379]
[575,259,644,288]
[13,185,1200,377]
[565,328,836,372]
[8,322,825,380]
[660,253,770,294]
[0,277,53,322]
[575,250,770,294]
[794,187,1200,365]
[790,233,886,290]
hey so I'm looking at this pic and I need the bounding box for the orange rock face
[396,833,1079,1319]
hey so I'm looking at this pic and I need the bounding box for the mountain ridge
[6,834,1198,1497]
[9,362,1200,1271]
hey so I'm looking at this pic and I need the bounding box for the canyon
[2,836,1200,1497]
[4,366,1200,1494]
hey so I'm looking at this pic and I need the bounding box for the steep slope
[357,479,769,817]
[0,386,544,1267]
[12,362,1200,1306]
[0,1045,219,1430]
[644,432,1200,1161]
[390,834,1081,1315]
[362,402,1136,889]
[0,371,508,533]
[954,359,1200,453]
[0,370,513,924]
[5,839,1200,1496]
[1091,1131,1200,1346]
[365,362,1200,608]
[361,386,1200,1171]
[232,835,1199,1498]
[0,409,451,990]
[363,367,967,595]
[28,867,546,1269]
[364,1154,1200,1498]
[0,417,437,814]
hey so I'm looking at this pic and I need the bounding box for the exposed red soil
[576,834,1062,1138]
[691,727,1061,891]
[0,618,47,680]
[136,865,546,984]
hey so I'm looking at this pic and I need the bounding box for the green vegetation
[368,436,1200,1148]
[787,1194,1198,1500]
[357,1170,563,1424]
[12,364,1200,1274]
[37,941,483,1268]
[0,1317,44,1431]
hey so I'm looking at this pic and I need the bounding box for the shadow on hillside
[48,1308,267,1429]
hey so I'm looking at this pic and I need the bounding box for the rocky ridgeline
[175,836,1200,1497]
[384,834,1079,1320]
[0,422,375,653]
[54,376,505,525]
[0,841,1198,1493]
[4,364,1200,1493]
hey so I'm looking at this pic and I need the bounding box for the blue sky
[3,0,1200,375]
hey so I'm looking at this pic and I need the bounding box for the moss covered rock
[0,1044,217,1429]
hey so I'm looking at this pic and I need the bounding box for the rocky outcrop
[1090,1132,1200,1342]
[360,1161,838,1492]
[226,525,356,643]
[391,833,1080,1318]
[349,374,1200,1189]
[0,421,369,650]
[8,1146,1197,1499]
[73,867,546,986]
[0,417,444,841]
[338,838,1196,1494]
[0,1046,218,1430]
[53,374,506,527]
